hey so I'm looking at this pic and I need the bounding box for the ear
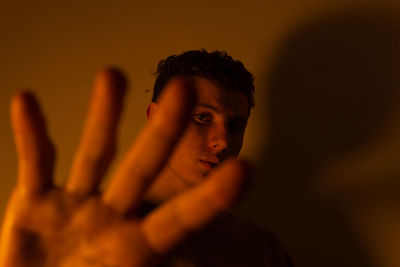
[146,102,158,120]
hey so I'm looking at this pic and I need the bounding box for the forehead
[193,76,249,118]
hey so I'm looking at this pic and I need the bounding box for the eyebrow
[198,103,220,112]
[197,103,248,123]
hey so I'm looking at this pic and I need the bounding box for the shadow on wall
[246,6,400,267]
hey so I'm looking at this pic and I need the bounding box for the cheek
[230,134,245,155]
[174,124,208,156]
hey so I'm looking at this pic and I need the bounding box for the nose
[208,124,229,154]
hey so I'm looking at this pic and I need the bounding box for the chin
[202,170,210,177]
[185,171,208,186]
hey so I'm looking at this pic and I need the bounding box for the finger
[104,77,196,214]
[66,68,127,196]
[140,159,253,255]
[10,92,55,194]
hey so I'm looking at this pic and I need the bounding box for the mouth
[199,159,219,170]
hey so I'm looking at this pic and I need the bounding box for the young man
[143,50,292,266]
[0,50,291,266]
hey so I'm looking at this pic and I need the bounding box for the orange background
[1,1,400,266]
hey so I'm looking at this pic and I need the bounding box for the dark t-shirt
[139,202,293,267]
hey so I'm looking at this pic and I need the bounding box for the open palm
[0,69,250,267]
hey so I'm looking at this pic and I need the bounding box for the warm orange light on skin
[145,76,249,203]
[0,70,252,267]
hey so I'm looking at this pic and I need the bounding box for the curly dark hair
[152,49,255,111]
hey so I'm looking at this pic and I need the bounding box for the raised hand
[0,69,251,267]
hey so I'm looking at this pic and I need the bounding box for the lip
[199,159,219,170]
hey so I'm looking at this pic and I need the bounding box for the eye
[193,112,212,124]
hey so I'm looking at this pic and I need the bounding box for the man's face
[159,76,249,187]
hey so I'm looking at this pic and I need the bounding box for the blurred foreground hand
[0,69,250,267]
